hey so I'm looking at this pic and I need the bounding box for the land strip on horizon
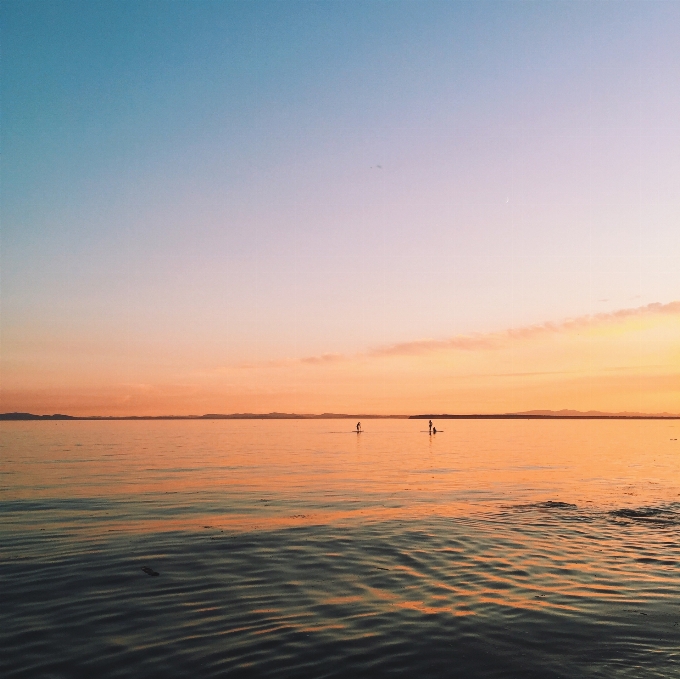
[1,411,679,421]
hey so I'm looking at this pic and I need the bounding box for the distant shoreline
[0,412,408,421]
[1,412,678,421]
[410,414,680,420]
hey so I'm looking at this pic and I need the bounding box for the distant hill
[2,411,677,421]
[517,409,680,417]
[0,412,74,420]
[411,411,680,419]
[0,412,407,421]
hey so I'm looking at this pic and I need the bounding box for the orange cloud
[252,300,680,367]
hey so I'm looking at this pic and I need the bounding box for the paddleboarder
[356,421,361,433]
[429,420,433,434]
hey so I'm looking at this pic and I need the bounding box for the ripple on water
[610,505,680,527]
[2,512,680,679]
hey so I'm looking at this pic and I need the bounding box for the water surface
[2,419,679,677]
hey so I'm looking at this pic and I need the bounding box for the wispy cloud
[286,301,680,366]
[370,301,680,358]
[300,353,345,365]
[232,353,345,370]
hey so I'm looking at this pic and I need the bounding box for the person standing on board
[429,420,433,434]
[356,422,361,433]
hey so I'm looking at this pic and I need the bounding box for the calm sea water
[1,419,679,678]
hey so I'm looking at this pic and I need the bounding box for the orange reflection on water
[2,418,679,533]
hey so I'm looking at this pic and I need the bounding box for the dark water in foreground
[1,419,679,678]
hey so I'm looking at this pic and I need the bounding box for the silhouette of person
[356,421,361,433]
[433,427,437,434]
[428,420,433,434]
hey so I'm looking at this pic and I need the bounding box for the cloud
[292,300,680,365]
[369,301,680,358]
[299,353,344,365]
[211,301,679,374]
[230,353,345,370]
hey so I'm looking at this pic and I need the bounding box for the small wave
[509,500,578,511]
[535,501,577,509]
[610,506,680,527]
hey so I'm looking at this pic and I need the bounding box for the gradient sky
[2,1,679,415]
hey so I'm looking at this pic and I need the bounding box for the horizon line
[1,410,679,421]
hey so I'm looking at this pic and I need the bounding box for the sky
[2,0,679,415]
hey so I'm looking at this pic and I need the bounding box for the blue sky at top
[2,1,679,367]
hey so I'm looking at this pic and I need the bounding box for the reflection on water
[1,420,679,677]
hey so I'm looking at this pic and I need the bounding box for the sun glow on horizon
[2,302,678,417]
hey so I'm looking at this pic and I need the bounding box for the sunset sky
[2,1,679,415]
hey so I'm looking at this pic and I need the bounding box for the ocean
[1,418,679,678]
